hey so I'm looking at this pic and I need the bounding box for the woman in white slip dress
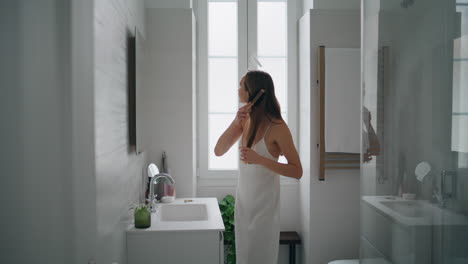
[214,70,303,264]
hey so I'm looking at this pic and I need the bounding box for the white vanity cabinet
[126,198,225,264]
[362,196,468,264]
[127,230,224,264]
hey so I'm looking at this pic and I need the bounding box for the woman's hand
[363,151,373,162]
[234,103,252,127]
[239,146,263,164]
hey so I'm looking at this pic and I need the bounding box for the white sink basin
[380,200,428,218]
[160,203,208,221]
[363,196,468,226]
[127,198,225,232]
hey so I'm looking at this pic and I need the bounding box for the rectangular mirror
[128,27,147,154]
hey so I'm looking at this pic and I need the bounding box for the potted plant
[132,203,151,229]
[219,195,236,264]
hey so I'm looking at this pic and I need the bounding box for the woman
[214,70,302,264]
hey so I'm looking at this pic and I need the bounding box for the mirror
[128,27,148,154]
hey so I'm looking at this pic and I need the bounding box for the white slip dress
[235,122,280,264]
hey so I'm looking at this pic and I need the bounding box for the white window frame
[195,0,298,184]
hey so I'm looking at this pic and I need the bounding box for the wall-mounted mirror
[128,27,147,154]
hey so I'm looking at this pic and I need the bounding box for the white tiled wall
[94,0,147,263]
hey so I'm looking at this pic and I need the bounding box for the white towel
[324,48,361,153]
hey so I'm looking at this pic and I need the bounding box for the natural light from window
[208,1,239,170]
[258,1,288,164]
[207,0,288,170]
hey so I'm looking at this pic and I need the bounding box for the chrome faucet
[432,186,445,208]
[148,173,175,210]
[432,170,456,208]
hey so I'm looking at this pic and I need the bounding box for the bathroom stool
[280,231,301,264]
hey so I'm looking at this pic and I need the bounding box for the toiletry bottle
[145,178,150,204]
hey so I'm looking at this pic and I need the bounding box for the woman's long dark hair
[242,70,283,148]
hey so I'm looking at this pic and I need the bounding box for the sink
[127,197,224,232]
[126,198,225,264]
[362,196,468,226]
[160,203,208,221]
[380,201,428,218]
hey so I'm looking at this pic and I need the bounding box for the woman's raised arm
[214,103,252,156]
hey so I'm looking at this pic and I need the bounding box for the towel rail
[318,46,360,180]
[318,46,326,180]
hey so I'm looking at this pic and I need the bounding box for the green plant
[219,194,236,264]
[132,203,151,229]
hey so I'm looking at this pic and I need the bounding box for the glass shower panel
[361,1,468,264]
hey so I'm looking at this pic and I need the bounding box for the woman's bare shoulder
[270,118,285,125]
[269,119,290,134]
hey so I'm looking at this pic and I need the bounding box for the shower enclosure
[361,0,468,264]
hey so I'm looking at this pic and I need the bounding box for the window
[452,0,468,154]
[208,1,239,170]
[197,0,298,181]
[257,1,288,125]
